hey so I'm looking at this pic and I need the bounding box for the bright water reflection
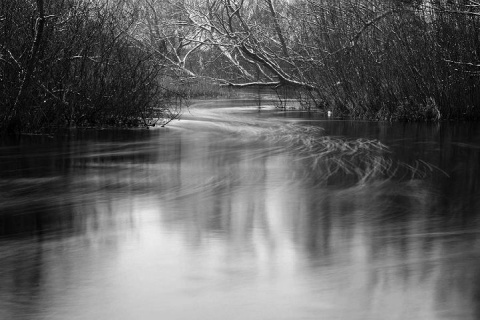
[1,100,480,320]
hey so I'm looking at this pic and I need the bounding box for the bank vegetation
[2,0,480,134]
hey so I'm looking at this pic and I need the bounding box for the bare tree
[143,0,479,120]
[3,0,46,133]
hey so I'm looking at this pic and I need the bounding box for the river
[1,98,480,320]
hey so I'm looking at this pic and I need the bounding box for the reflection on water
[1,101,480,320]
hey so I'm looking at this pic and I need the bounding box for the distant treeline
[1,0,480,134]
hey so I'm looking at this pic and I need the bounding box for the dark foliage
[0,0,180,134]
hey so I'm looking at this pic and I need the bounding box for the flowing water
[1,98,480,320]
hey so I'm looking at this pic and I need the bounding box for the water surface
[1,99,480,320]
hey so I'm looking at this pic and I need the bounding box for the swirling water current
[1,98,480,320]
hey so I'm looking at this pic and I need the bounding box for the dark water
[1,99,480,320]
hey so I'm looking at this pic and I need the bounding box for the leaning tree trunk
[4,0,45,134]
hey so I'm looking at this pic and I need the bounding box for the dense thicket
[290,0,480,120]
[141,0,480,121]
[0,0,183,134]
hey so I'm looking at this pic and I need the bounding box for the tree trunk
[265,0,289,57]
[4,0,45,134]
